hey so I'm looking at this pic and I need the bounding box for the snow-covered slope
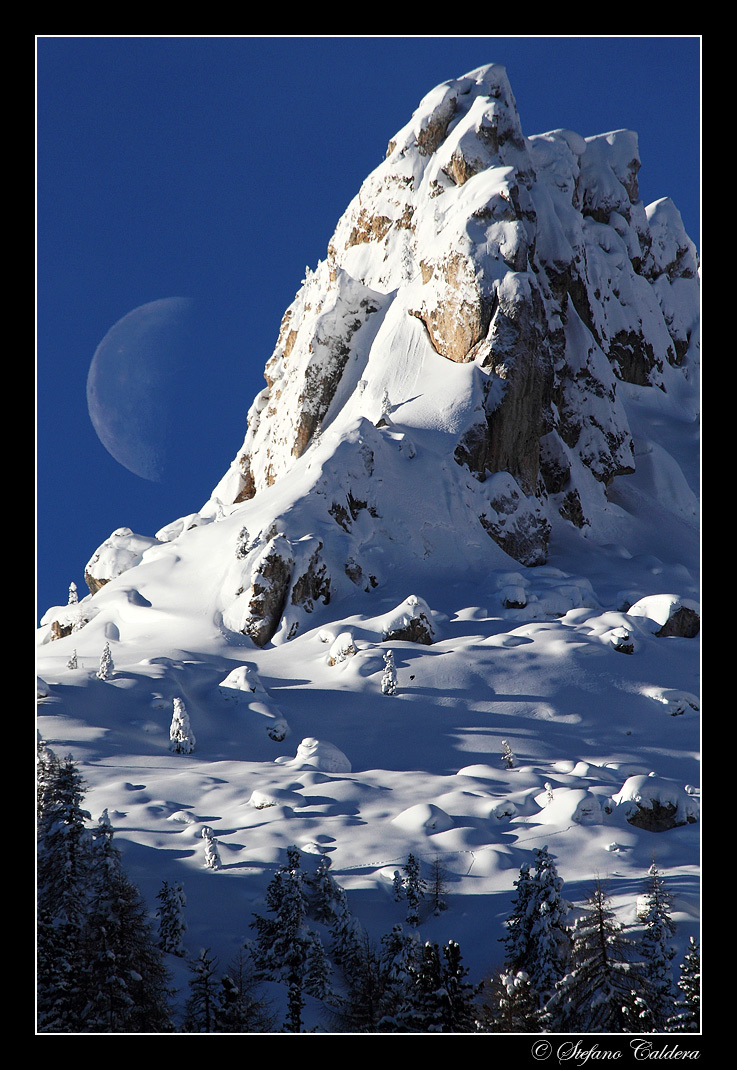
[37,63,700,1030]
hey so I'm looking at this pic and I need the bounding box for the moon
[87,298,194,482]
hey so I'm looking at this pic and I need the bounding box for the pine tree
[251,846,331,1032]
[331,931,392,1032]
[439,939,479,1032]
[96,640,113,680]
[403,852,426,927]
[81,811,172,1032]
[67,648,78,670]
[477,969,543,1033]
[37,750,92,1031]
[637,863,677,1031]
[305,928,333,1001]
[215,949,275,1033]
[320,879,365,975]
[202,826,222,870]
[547,879,643,1033]
[68,581,78,604]
[37,754,171,1033]
[502,860,535,971]
[381,649,397,695]
[235,525,252,559]
[429,856,449,915]
[156,880,187,956]
[37,752,91,930]
[392,939,477,1033]
[501,739,515,769]
[36,736,60,819]
[527,846,572,1000]
[304,855,342,925]
[502,846,571,1004]
[184,948,220,1033]
[667,937,700,1033]
[169,696,195,754]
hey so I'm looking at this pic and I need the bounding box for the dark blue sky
[36,36,700,618]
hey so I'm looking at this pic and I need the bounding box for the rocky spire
[89,64,699,647]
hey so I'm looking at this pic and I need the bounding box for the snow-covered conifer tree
[68,581,78,605]
[547,879,642,1033]
[501,739,515,769]
[502,846,571,1005]
[667,936,700,1032]
[67,648,78,670]
[82,810,172,1032]
[202,826,221,870]
[637,863,677,1031]
[37,751,92,1031]
[215,950,275,1033]
[502,861,535,973]
[156,880,188,957]
[477,969,542,1032]
[381,649,397,695]
[235,525,251,559]
[96,641,113,680]
[251,846,330,1032]
[391,939,476,1033]
[169,696,195,754]
[305,929,333,1001]
[402,852,425,927]
[184,948,220,1033]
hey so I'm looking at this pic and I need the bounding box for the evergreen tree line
[478,845,700,1034]
[37,746,700,1034]
[37,741,173,1032]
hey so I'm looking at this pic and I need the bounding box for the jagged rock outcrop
[203,64,698,645]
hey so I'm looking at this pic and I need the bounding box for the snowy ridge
[37,63,699,1033]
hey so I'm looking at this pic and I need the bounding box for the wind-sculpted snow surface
[37,63,699,1032]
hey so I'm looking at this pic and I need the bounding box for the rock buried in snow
[381,594,435,644]
[626,594,700,638]
[327,631,357,665]
[248,786,304,810]
[275,737,352,774]
[84,527,160,595]
[218,664,262,697]
[611,774,699,831]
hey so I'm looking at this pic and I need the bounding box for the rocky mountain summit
[203,63,698,646]
[44,63,699,651]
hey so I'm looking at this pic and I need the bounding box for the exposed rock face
[242,535,294,647]
[202,63,699,645]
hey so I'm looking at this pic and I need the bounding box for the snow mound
[534,787,603,825]
[327,631,357,665]
[642,687,700,716]
[274,737,352,773]
[392,801,455,834]
[248,786,304,810]
[218,664,262,696]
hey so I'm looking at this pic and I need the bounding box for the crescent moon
[86,298,193,482]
